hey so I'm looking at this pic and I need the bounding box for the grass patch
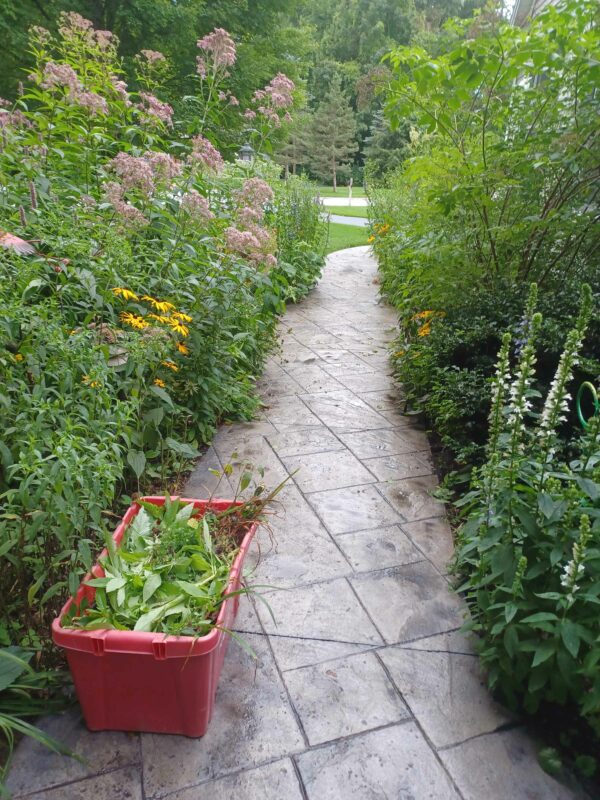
[324,205,369,219]
[316,185,367,198]
[324,222,370,254]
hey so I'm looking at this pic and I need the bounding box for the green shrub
[456,285,600,731]
[0,14,325,673]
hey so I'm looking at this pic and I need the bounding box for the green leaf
[0,648,32,691]
[106,576,127,593]
[532,640,556,667]
[538,747,562,776]
[165,437,200,459]
[520,612,559,625]
[575,477,599,501]
[127,449,146,479]
[143,573,162,603]
[134,606,164,632]
[560,620,580,658]
[176,580,209,598]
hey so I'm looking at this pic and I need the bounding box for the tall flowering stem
[480,331,511,520]
[536,284,592,487]
[504,311,541,539]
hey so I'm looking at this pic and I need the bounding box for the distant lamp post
[238,142,254,162]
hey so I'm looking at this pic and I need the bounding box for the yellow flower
[161,360,179,372]
[112,287,139,301]
[394,350,405,358]
[411,310,435,321]
[171,311,192,323]
[147,313,173,325]
[120,311,149,330]
[169,319,190,337]
[14,353,24,362]
[367,235,375,243]
[142,295,176,313]
[417,322,432,337]
[176,342,190,355]
[154,378,166,388]
[82,375,100,388]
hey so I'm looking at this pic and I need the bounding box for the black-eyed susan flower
[112,287,139,301]
[154,378,166,388]
[142,295,176,313]
[161,360,179,372]
[169,319,189,337]
[120,311,150,330]
[172,311,192,323]
[176,342,190,355]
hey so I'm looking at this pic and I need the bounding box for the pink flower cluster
[109,151,182,195]
[104,182,149,229]
[38,62,108,115]
[58,13,115,51]
[236,178,274,212]
[264,73,295,108]
[137,92,173,127]
[218,90,239,106]
[188,135,224,173]
[109,153,156,194]
[226,178,277,268]
[40,62,79,92]
[139,50,166,64]
[77,91,108,115]
[59,12,93,35]
[181,190,214,223]
[197,28,236,69]
[0,99,29,129]
[251,73,295,128]
[111,75,131,106]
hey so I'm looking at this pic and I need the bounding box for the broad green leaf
[127,449,146,479]
[143,573,162,603]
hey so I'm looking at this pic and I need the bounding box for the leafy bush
[456,286,600,732]
[388,283,600,463]
[371,0,600,466]
[0,13,324,672]
[378,0,599,313]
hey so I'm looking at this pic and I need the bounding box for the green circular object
[576,381,599,430]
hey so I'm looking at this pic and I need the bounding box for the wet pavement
[7,247,584,799]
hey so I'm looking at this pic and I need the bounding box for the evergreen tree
[276,113,312,177]
[364,110,410,179]
[309,76,357,190]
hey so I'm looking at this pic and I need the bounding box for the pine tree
[309,76,358,191]
[364,110,410,179]
[276,114,312,177]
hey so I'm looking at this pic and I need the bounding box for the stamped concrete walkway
[7,247,581,799]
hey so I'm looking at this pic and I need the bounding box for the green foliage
[380,0,600,304]
[386,283,600,464]
[63,494,267,635]
[0,13,324,678]
[455,288,600,733]
[309,75,358,190]
[363,110,411,182]
[273,177,326,301]
[0,647,72,787]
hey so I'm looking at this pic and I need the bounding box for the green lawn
[316,184,368,198]
[325,205,369,219]
[324,222,371,254]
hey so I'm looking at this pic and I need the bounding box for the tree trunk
[332,159,337,192]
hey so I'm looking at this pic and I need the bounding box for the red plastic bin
[52,496,257,737]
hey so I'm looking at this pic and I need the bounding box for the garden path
[324,213,368,227]
[7,247,582,800]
